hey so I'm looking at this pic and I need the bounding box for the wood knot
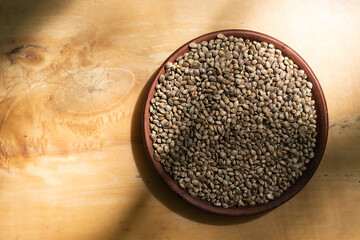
[6,44,44,66]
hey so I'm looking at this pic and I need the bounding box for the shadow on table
[130,68,267,226]
[0,0,71,43]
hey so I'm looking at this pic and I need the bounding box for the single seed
[245,180,252,189]
[266,193,274,200]
[165,62,172,68]
[189,43,198,48]
[165,105,171,111]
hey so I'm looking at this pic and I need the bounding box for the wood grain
[0,0,359,239]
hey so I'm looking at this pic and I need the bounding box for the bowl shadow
[139,29,328,217]
[130,68,267,225]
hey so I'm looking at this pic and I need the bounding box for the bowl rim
[143,29,329,216]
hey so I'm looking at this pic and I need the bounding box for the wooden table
[0,0,359,239]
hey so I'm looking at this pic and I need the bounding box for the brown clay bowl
[143,29,328,216]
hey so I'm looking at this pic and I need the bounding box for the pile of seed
[149,34,317,208]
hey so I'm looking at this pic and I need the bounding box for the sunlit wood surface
[0,0,359,239]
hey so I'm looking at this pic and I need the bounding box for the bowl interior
[143,30,328,216]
